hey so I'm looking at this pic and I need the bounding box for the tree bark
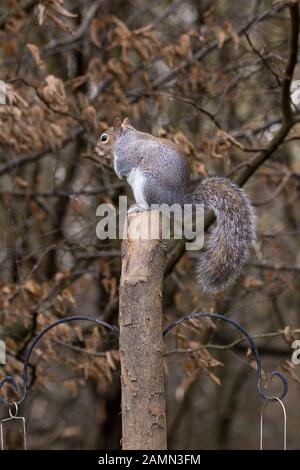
[119,210,167,450]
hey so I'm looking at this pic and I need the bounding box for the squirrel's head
[94,117,132,162]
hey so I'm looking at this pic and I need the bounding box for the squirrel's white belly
[127,168,149,209]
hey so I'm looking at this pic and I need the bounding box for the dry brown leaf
[90,19,102,48]
[5,337,17,351]
[5,12,26,34]
[1,286,12,295]
[26,43,43,68]
[225,21,239,50]
[50,0,78,19]
[15,176,29,188]
[217,129,243,149]
[70,197,87,216]
[47,11,74,33]
[82,105,97,130]
[216,27,226,49]
[54,271,70,284]
[63,379,78,397]
[281,360,300,384]
[24,280,42,297]
[39,75,68,112]
[106,351,117,370]
[207,370,221,386]
[61,426,81,438]
[68,75,89,91]
[282,325,294,343]
[61,288,75,305]
[5,85,28,108]
[195,162,207,177]
[242,277,264,289]
[37,3,47,26]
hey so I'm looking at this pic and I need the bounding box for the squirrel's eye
[101,133,109,143]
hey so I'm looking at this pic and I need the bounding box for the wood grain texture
[119,210,167,450]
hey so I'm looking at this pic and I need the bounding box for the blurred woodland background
[1,0,300,450]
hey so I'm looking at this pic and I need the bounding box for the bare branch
[281,0,300,124]
[144,3,286,92]
[165,2,300,277]
[42,1,105,54]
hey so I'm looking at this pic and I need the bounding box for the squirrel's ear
[122,117,131,126]
[113,117,122,130]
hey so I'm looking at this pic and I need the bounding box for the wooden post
[119,210,167,450]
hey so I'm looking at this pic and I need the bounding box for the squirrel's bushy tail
[191,177,255,291]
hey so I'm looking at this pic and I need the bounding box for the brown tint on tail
[191,177,255,291]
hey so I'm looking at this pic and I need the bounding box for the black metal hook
[0,315,119,407]
[163,312,288,402]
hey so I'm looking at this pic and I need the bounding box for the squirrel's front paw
[128,203,147,215]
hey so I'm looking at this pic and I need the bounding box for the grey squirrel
[94,117,255,291]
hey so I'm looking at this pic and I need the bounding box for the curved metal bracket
[163,312,288,402]
[0,315,119,407]
[0,312,288,409]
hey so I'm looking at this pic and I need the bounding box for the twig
[0,183,125,198]
[165,2,300,277]
[244,31,282,87]
[252,171,291,206]
[52,338,118,358]
[247,262,300,273]
[281,0,300,124]
[165,329,300,357]
[148,3,286,92]
[8,77,86,128]
[42,0,105,54]
[0,128,83,177]
[0,0,36,29]
[235,1,299,187]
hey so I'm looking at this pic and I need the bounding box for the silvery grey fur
[111,126,255,291]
